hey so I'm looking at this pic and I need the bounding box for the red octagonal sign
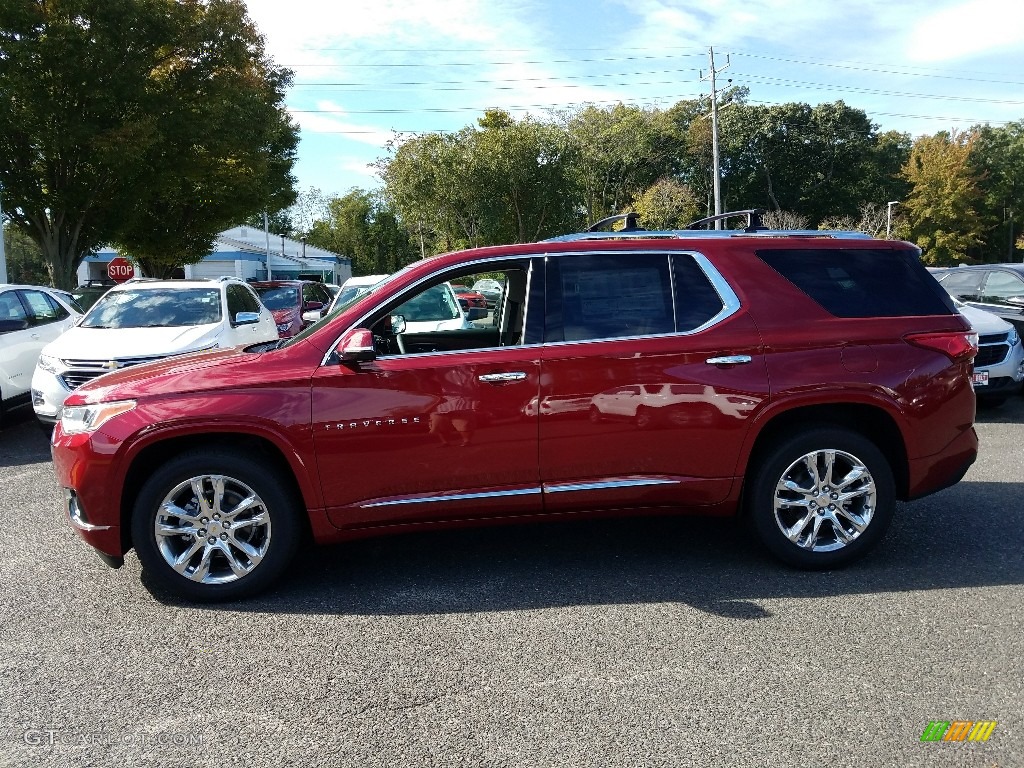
[107,256,134,283]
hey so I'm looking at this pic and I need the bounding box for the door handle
[478,372,527,383]
[706,355,752,366]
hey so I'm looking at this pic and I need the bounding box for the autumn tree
[630,178,701,229]
[0,0,298,287]
[901,130,984,265]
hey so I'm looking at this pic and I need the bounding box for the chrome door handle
[706,355,752,366]
[478,372,527,383]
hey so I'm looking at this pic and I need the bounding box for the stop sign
[107,256,134,283]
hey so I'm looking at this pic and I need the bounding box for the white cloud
[907,0,1024,62]
[288,102,395,146]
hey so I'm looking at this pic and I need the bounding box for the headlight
[60,400,136,435]
[37,354,61,374]
[1009,327,1020,346]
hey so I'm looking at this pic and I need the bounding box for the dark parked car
[932,263,1024,334]
[251,280,334,338]
[52,211,978,601]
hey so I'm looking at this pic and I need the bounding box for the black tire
[746,427,895,569]
[131,450,302,602]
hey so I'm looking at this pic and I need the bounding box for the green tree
[718,101,894,222]
[901,130,985,265]
[563,104,672,224]
[630,178,701,229]
[0,0,297,287]
[306,189,417,276]
[970,121,1024,262]
[381,110,580,251]
[2,223,49,284]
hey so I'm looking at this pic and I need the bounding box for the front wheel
[131,450,301,601]
[746,428,895,569]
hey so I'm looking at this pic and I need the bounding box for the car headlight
[1009,327,1020,346]
[37,354,61,374]
[60,400,136,435]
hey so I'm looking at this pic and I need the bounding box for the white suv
[32,278,279,425]
[0,284,83,423]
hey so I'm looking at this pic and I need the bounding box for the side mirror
[337,327,376,364]
[390,314,407,335]
[465,307,487,321]
[301,310,322,324]
[234,311,260,326]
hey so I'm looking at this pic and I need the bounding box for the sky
[242,0,1024,200]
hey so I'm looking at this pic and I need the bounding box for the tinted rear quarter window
[757,248,956,318]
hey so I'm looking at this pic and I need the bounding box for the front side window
[982,271,1024,301]
[82,288,222,328]
[227,284,261,317]
[369,263,533,357]
[0,291,29,327]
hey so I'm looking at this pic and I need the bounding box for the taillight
[905,331,978,361]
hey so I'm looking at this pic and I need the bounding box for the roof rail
[542,209,875,244]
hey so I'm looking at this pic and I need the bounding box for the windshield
[82,288,222,328]
[255,286,300,311]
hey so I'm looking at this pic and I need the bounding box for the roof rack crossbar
[687,209,766,233]
[587,212,643,233]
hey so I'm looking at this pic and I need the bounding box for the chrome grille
[58,354,171,391]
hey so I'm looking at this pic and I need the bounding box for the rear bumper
[906,426,978,500]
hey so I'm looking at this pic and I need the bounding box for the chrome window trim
[320,249,741,365]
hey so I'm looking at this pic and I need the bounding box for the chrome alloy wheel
[772,449,876,553]
[153,474,273,584]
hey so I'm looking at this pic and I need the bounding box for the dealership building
[77,226,351,286]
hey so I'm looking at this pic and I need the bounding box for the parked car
[31,277,278,426]
[0,284,82,423]
[50,211,979,601]
[470,278,503,309]
[251,280,334,338]
[953,297,1024,403]
[328,274,390,314]
[451,285,488,311]
[932,263,1024,334]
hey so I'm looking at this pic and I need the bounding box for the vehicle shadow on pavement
[0,411,51,468]
[170,478,1024,618]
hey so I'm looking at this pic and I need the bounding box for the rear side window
[757,248,956,318]
[546,253,675,342]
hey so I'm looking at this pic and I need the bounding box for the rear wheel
[131,450,301,601]
[747,428,895,569]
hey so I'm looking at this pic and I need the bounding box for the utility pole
[701,47,730,229]
[886,201,899,238]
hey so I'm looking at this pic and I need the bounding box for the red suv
[251,279,334,338]
[52,212,979,601]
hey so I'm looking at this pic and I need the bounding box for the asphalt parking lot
[0,401,1021,768]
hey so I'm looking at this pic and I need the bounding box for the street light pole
[886,201,899,238]
[263,212,272,281]
[0,181,8,283]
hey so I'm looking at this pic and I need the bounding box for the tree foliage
[901,130,985,265]
[305,189,418,276]
[380,110,580,254]
[0,0,298,287]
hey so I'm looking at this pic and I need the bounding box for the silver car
[956,297,1024,404]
